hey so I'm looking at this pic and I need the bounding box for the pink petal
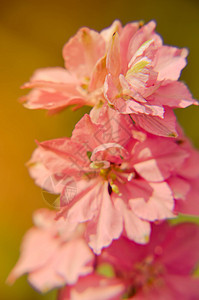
[128,39,154,68]
[28,158,61,194]
[28,140,89,194]
[115,198,151,244]
[21,67,84,111]
[7,229,59,284]
[176,139,199,179]
[28,264,65,292]
[60,180,101,222]
[7,209,95,292]
[134,138,188,182]
[39,138,90,169]
[86,184,123,254]
[72,114,101,149]
[55,240,94,284]
[100,236,148,273]
[119,22,140,73]
[106,32,121,77]
[132,108,178,137]
[128,21,162,60]
[130,182,175,221]
[154,46,188,81]
[120,179,153,202]
[104,73,120,104]
[159,223,199,274]
[167,176,190,201]
[63,28,105,79]
[23,89,85,111]
[23,67,78,85]
[123,99,163,116]
[89,55,107,91]
[100,20,122,44]
[150,81,198,108]
[174,179,199,216]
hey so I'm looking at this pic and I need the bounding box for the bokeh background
[1,0,199,299]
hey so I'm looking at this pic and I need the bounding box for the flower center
[91,162,121,194]
[125,256,165,297]
[84,144,136,195]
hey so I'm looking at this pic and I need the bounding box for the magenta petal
[58,275,125,300]
[160,223,199,275]
[163,274,199,299]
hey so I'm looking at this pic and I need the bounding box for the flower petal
[154,46,188,81]
[86,184,123,254]
[132,108,178,137]
[63,28,105,79]
[130,182,175,221]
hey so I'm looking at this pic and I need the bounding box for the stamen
[110,183,119,194]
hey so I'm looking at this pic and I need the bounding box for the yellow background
[1,0,199,299]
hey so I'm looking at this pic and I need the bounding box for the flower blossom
[21,20,197,136]
[7,209,94,292]
[104,21,197,136]
[9,17,199,300]
[21,20,122,113]
[27,106,196,254]
[58,222,199,300]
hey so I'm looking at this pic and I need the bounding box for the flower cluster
[9,20,199,299]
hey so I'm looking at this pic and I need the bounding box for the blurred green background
[1,0,199,299]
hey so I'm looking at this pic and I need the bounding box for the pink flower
[27,107,194,254]
[58,222,199,300]
[21,20,122,114]
[7,209,94,292]
[21,20,197,137]
[102,222,199,299]
[104,20,197,136]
